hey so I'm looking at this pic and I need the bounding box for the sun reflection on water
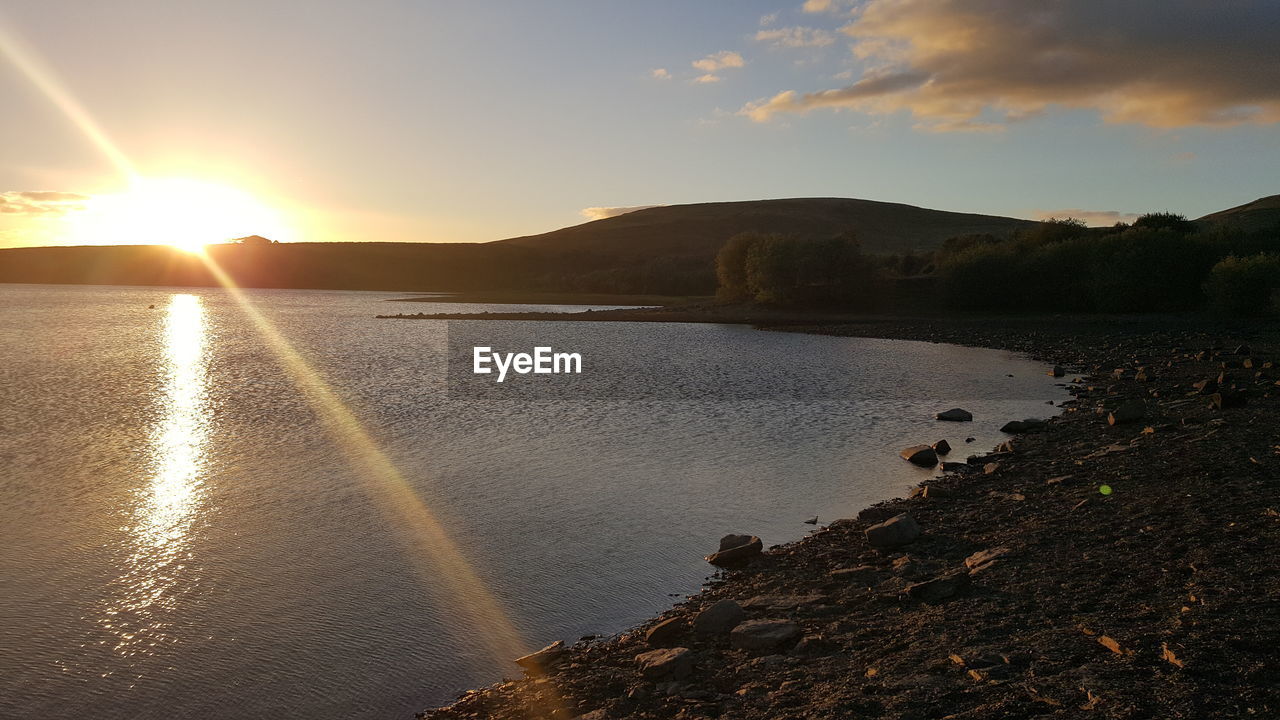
[98,293,210,658]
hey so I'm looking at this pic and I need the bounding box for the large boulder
[936,408,973,422]
[729,619,802,654]
[905,571,971,602]
[864,513,921,549]
[1000,418,1044,433]
[515,641,566,675]
[693,599,745,635]
[900,445,938,467]
[706,534,763,567]
[645,617,685,648]
[635,647,693,680]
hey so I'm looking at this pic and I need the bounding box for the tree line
[710,214,1280,316]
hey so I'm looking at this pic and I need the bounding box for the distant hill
[1197,195,1280,233]
[497,198,1037,258]
[3,194,1274,296]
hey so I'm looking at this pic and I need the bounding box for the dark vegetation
[715,232,882,307]
[934,217,1280,315]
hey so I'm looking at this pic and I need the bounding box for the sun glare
[64,177,295,252]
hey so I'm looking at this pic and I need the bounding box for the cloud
[802,0,857,14]
[1034,209,1140,226]
[693,73,722,84]
[579,205,662,221]
[0,190,89,215]
[692,51,744,73]
[742,69,931,121]
[743,0,1280,130]
[756,26,836,49]
[651,68,671,80]
[759,13,779,27]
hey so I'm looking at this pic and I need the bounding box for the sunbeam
[0,19,558,704]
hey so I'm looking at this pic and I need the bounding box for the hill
[1197,194,1280,233]
[497,198,1036,258]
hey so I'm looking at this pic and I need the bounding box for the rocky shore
[419,317,1279,720]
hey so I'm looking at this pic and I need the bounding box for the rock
[730,619,802,654]
[1108,400,1146,425]
[864,513,921,549]
[939,461,973,473]
[828,565,879,584]
[741,594,824,611]
[891,555,927,578]
[792,634,835,657]
[994,439,1015,453]
[645,617,685,648]
[999,420,1028,433]
[515,641,567,674]
[904,570,971,602]
[635,647,693,680]
[932,439,951,456]
[1098,636,1125,655]
[693,599,745,635]
[803,516,818,525]
[1210,391,1248,410]
[1135,368,1152,382]
[1049,365,1065,377]
[856,506,898,523]
[900,445,938,466]
[1161,642,1186,668]
[575,711,609,720]
[909,485,952,499]
[706,534,763,567]
[1192,378,1219,395]
[983,462,1001,474]
[964,547,1011,574]
[936,408,973,422]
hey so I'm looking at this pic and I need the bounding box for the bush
[716,232,881,307]
[1133,212,1197,235]
[1085,229,1216,312]
[1204,254,1280,316]
[939,225,1219,312]
[716,233,757,301]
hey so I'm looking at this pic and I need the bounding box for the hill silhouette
[0,195,1273,296]
[1197,194,1280,233]
[498,197,1036,257]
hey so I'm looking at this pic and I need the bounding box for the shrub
[1133,212,1197,235]
[1204,253,1280,316]
[716,233,758,301]
[1085,229,1216,312]
[716,232,881,307]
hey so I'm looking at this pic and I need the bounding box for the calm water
[0,284,1065,719]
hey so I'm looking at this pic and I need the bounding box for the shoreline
[420,315,1280,720]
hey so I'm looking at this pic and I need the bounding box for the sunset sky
[1,0,1278,248]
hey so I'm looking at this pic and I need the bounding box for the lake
[0,284,1065,719]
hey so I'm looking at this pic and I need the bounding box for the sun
[64,177,295,252]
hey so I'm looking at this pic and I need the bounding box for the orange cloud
[1034,209,1140,227]
[744,0,1280,130]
